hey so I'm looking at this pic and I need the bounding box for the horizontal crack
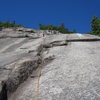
[43,40,68,48]
[67,39,100,42]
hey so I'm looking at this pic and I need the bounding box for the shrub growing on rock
[0,20,23,31]
[39,23,76,33]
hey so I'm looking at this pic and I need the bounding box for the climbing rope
[35,36,45,100]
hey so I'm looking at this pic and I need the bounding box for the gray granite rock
[0,28,100,100]
[7,56,41,93]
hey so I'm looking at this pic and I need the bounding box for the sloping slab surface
[66,34,100,41]
[0,37,43,96]
[9,34,100,100]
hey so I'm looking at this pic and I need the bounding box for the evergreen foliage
[0,20,23,31]
[39,23,76,33]
[90,16,100,35]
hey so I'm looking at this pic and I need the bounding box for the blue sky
[0,0,100,33]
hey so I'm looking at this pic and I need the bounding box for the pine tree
[0,21,3,30]
[91,16,100,34]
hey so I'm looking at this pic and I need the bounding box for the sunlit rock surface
[0,28,100,100]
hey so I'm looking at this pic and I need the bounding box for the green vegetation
[89,16,100,36]
[39,23,76,33]
[0,20,22,31]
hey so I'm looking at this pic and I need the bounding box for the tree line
[0,20,22,30]
[0,20,77,34]
[39,23,76,33]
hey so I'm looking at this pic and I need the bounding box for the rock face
[7,56,41,93]
[0,28,64,99]
[0,28,100,100]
